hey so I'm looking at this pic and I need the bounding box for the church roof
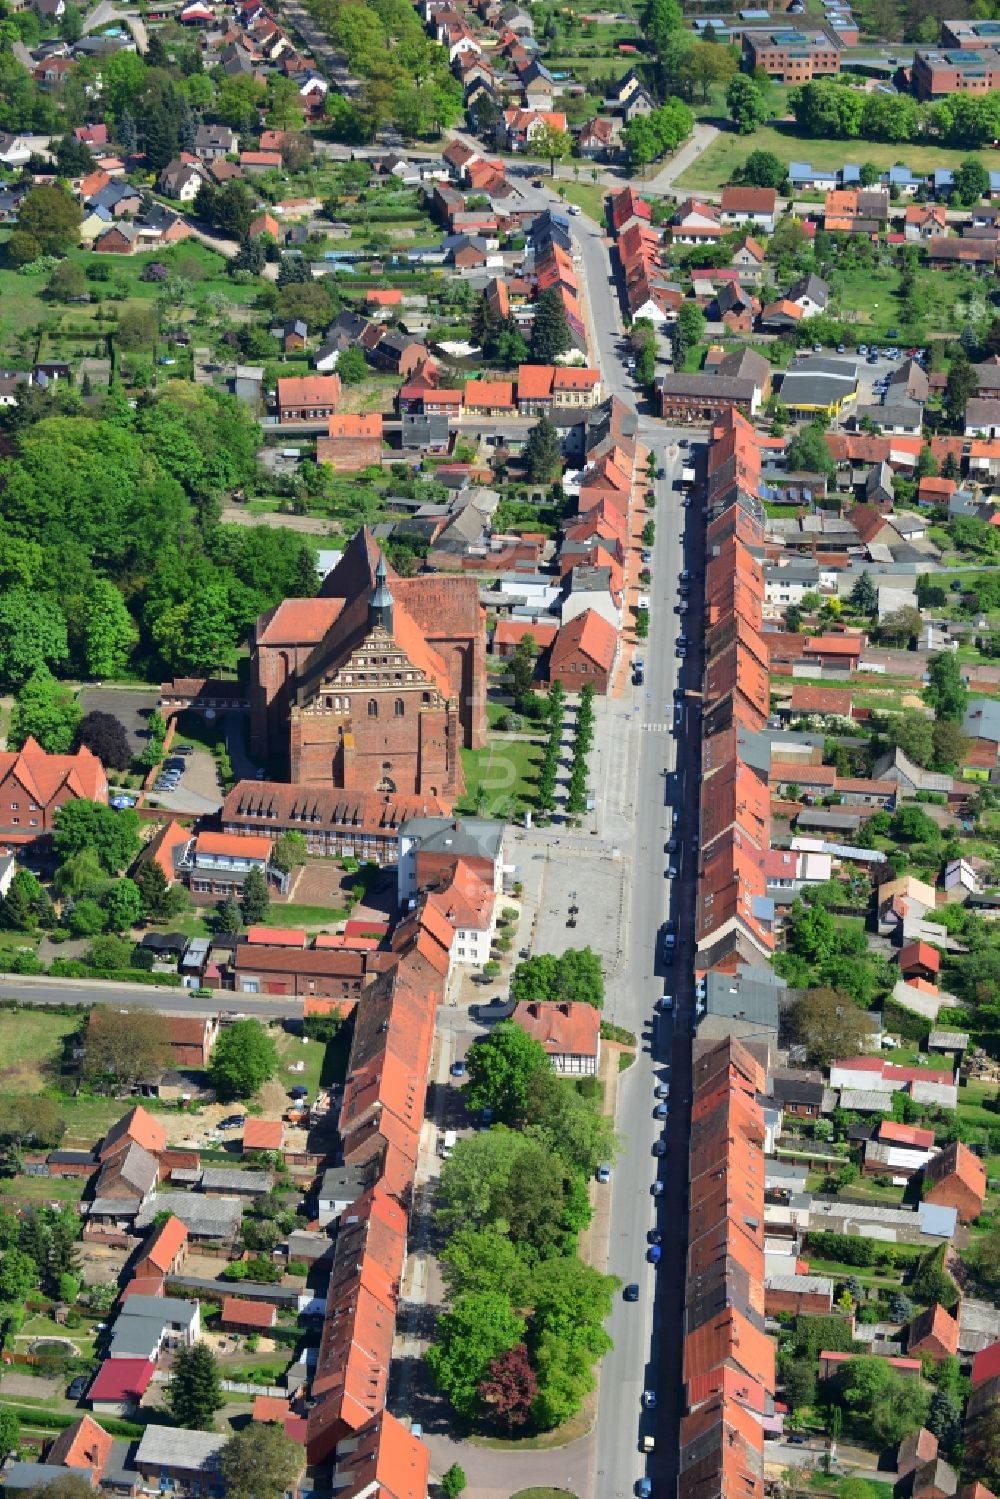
[295,530,455,706]
[258,597,343,646]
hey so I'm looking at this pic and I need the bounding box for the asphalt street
[560,187,708,1498]
[0,975,298,1019]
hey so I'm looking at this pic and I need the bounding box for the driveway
[146,748,221,815]
[81,0,147,50]
[78,686,159,758]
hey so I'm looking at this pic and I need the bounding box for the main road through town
[561,189,706,1499]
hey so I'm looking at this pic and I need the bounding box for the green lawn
[266,903,350,927]
[958,1079,1000,1130]
[676,122,988,193]
[0,1175,86,1208]
[456,735,545,815]
[553,181,608,224]
[275,1031,326,1097]
[831,264,984,340]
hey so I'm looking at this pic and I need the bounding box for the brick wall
[315,434,383,471]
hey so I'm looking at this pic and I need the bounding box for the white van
[440,1130,457,1159]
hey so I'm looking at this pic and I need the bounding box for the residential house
[158,160,203,202]
[180,831,279,905]
[193,124,237,161]
[0,737,107,851]
[134,1427,227,1498]
[548,609,618,693]
[133,1215,189,1282]
[276,374,342,422]
[787,273,830,317]
[719,186,777,233]
[923,1139,986,1222]
[316,414,384,472]
[908,1303,960,1362]
[512,1000,601,1076]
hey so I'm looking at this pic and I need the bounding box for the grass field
[275,1031,326,1097]
[676,122,986,193]
[554,181,608,224]
[456,735,545,815]
[266,902,350,927]
[0,1011,78,1095]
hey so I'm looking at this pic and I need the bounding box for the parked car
[596,1163,611,1183]
[219,1114,246,1129]
[624,1283,639,1302]
[450,1060,465,1078]
[643,1390,657,1409]
[67,1376,89,1400]
[652,1139,666,1157]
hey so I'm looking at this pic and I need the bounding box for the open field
[675,123,986,193]
[0,1010,78,1094]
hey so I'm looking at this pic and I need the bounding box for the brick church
[250,530,486,806]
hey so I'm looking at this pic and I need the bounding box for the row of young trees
[565,683,595,819]
[536,682,566,818]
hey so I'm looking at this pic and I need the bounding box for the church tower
[368,555,394,634]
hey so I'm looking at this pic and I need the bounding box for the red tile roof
[973,1341,1000,1387]
[878,1120,935,1149]
[0,737,106,807]
[516,363,555,399]
[195,830,272,860]
[513,1001,600,1059]
[46,1415,113,1478]
[552,609,618,673]
[243,1119,284,1151]
[88,1360,155,1403]
[899,939,941,974]
[139,1214,188,1274]
[221,1297,277,1329]
[246,926,306,947]
[100,1105,166,1161]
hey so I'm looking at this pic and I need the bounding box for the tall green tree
[52,801,140,873]
[529,287,572,363]
[15,184,82,256]
[464,1022,552,1125]
[925,652,968,722]
[167,1341,224,1429]
[83,579,137,678]
[726,74,767,134]
[220,1420,302,1499]
[944,350,979,428]
[523,413,561,482]
[240,866,270,925]
[9,668,80,753]
[209,1019,279,1101]
[0,592,69,689]
[426,1291,525,1418]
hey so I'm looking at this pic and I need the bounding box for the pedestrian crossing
[643,722,672,733]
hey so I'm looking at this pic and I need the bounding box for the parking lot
[783,343,927,425]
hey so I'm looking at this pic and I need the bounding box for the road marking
[643,723,671,733]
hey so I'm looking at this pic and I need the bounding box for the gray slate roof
[136,1191,242,1239]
